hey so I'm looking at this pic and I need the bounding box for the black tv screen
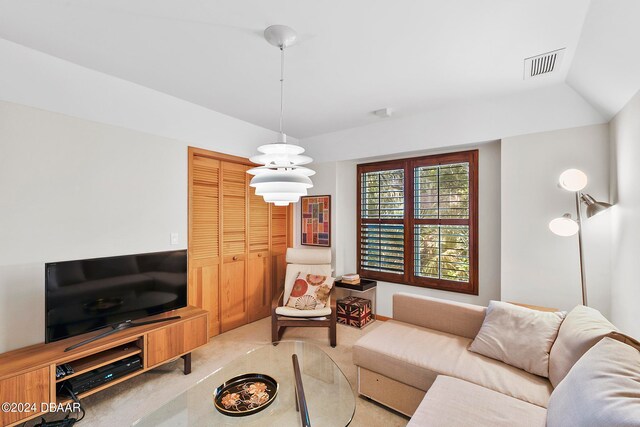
[45,250,187,343]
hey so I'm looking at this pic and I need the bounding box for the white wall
[0,38,289,159]
[298,142,502,317]
[0,100,279,353]
[334,162,358,277]
[566,0,640,119]
[302,83,605,163]
[501,124,611,316]
[609,89,640,338]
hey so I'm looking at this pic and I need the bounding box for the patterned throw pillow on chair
[286,272,335,310]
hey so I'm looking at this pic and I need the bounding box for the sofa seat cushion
[353,320,553,408]
[275,306,332,317]
[407,376,547,427]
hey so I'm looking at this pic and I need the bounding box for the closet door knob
[258,253,262,257]
[233,256,238,261]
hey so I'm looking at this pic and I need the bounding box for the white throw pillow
[468,301,565,377]
[547,337,640,427]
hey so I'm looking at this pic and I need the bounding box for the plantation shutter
[359,167,405,277]
[357,151,478,295]
[414,162,471,283]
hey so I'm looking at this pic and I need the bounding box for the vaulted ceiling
[0,0,638,141]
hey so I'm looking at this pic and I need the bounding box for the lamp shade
[248,162,313,206]
[581,193,612,218]
[262,193,303,205]
[549,213,579,236]
[248,165,315,177]
[249,171,313,187]
[558,169,588,192]
[249,153,313,166]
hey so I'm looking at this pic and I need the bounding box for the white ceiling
[567,0,640,118]
[0,0,596,138]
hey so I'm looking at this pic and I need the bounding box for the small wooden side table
[334,279,377,320]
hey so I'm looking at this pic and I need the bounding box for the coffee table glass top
[132,341,355,426]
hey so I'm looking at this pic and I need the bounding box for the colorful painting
[301,195,331,247]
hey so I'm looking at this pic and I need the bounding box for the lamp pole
[552,169,612,307]
[574,192,588,306]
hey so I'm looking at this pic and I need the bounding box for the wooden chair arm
[272,290,284,312]
[330,292,337,321]
[330,295,337,311]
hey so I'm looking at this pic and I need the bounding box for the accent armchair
[271,248,336,347]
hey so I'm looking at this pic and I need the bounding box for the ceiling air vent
[524,48,565,80]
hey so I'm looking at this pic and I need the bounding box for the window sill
[359,271,478,295]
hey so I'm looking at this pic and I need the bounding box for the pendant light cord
[279,46,285,137]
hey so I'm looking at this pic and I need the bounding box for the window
[357,150,478,294]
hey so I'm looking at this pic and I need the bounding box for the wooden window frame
[357,150,479,295]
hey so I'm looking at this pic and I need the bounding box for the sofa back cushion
[468,301,565,377]
[548,305,617,387]
[547,337,640,427]
[393,293,486,340]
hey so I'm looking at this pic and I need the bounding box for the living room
[0,1,639,426]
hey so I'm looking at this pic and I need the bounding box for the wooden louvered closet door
[188,147,292,337]
[220,161,249,332]
[247,185,271,322]
[188,152,221,336]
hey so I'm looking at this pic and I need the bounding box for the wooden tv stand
[0,306,208,427]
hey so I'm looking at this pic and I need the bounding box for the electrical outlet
[170,233,179,245]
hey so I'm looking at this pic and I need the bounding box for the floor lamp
[548,169,612,306]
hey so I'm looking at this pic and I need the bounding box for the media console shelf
[0,306,208,427]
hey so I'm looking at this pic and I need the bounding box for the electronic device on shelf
[59,355,142,395]
[45,250,188,346]
[55,363,74,379]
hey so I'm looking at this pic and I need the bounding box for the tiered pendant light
[247,25,314,206]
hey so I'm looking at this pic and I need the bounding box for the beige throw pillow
[468,301,565,377]
[547,337,640,427]
[548,305,617,387]
[286,272,335,310]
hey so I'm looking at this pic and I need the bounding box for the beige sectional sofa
[353,292,640,426]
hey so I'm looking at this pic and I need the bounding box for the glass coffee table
[132,341,355,426]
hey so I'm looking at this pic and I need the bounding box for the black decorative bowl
[213,373,278,416]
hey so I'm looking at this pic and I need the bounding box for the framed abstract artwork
[301,195,331,247]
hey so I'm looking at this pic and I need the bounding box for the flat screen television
[45,250,187,343]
